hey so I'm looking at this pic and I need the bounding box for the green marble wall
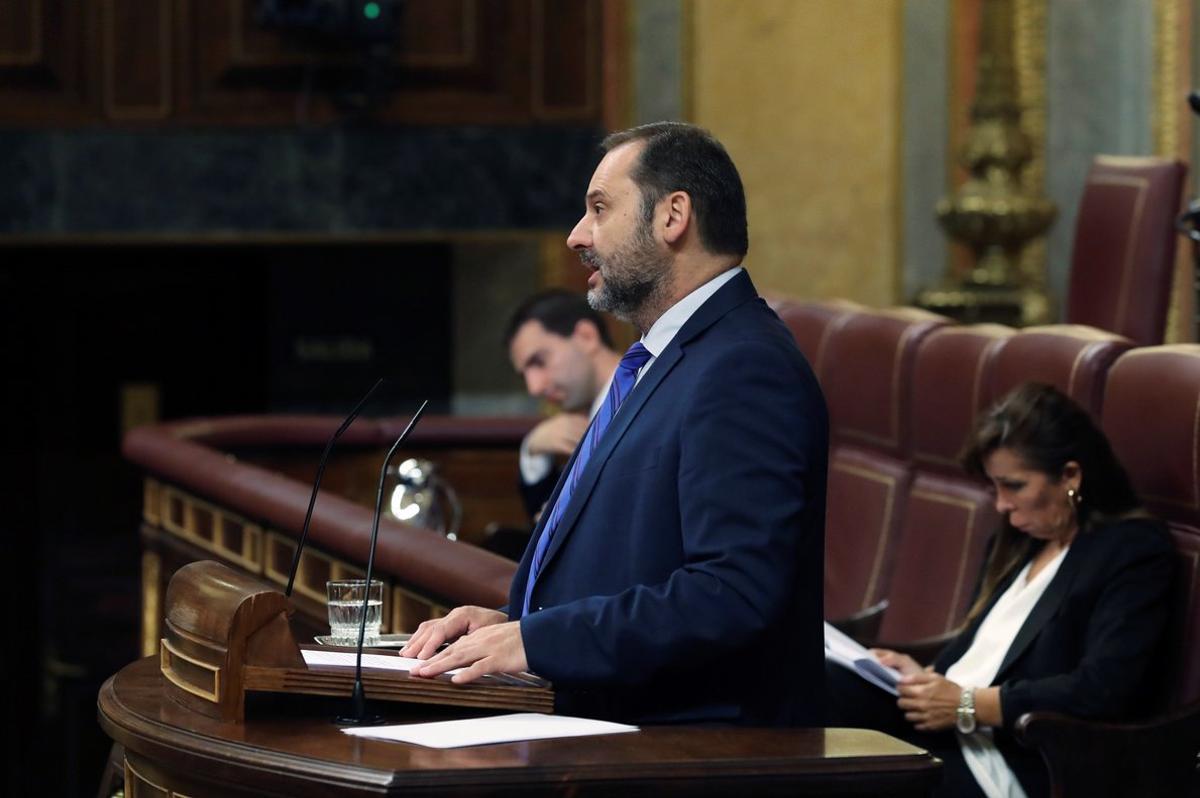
[1044,0,1155,308]
[901,0,951,302]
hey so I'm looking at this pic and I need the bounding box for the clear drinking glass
[326,579,384,646]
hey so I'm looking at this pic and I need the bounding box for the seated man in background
[504,290,621,521]
[404,121,829,727]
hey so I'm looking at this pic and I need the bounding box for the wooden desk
[98,657,941,797]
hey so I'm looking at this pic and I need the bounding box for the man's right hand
[399,606,507,660]
[525,413,589,457]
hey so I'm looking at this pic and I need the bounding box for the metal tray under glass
[313,632,412,648]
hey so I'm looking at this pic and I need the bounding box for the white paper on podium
[301,648,461,674]
[341,712,639,748]
[300,649,549,687]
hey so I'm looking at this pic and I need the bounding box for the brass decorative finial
[918,0,1057,325]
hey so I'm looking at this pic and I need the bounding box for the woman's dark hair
[960,382,1143,621]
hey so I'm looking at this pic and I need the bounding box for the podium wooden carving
[159,560,552,723]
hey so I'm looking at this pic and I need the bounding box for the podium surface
[99,656,940,797]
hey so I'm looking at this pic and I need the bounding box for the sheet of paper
[341,712,639,748]
[823,621,902,695]
[300,649,548,687]
[823,621,873,662]
[302,648,459,674]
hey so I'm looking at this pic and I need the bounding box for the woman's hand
[896,671,963,732]
[869,648,925,677]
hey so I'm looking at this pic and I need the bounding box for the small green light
[363,2,381,20]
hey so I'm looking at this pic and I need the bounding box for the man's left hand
[410,621,529,684]
[896,671,962,732]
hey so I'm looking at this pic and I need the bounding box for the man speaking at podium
[403,122,828,726]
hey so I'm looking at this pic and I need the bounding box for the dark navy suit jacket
[509,270,829,726]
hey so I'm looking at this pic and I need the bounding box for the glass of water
[326,579,384,647]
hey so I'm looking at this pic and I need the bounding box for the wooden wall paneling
[179,0,302,122]
[180,0,562,125]
[532,0,599,120]
[0,0,91,123]
[600,0,630,131]
[0,0,604,126]
[384,0,533,123]
[0,0,42,65]
[400,0,479,68]
[102,0,173,120]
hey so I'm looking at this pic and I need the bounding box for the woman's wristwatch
[955,687,977,734]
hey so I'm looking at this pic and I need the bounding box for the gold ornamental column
[917,0,1056,325]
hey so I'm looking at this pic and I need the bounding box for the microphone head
[1188,90,1200,116]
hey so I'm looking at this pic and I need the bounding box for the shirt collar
[640,267,743,357]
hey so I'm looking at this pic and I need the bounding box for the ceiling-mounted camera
[258,0,406,117]
[257,0,403,46]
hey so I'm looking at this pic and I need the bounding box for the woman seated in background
[827,382,1175,798]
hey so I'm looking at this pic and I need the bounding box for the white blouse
[944,545,1070,798]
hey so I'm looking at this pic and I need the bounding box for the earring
[1067,487,1081,508]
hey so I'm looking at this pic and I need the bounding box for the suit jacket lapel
[533,270,759,577]
[536,344,684,572]
[995,542,1085,678]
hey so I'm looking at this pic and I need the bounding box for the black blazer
[934,517,1174,794]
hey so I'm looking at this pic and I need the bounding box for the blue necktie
[522,341,653,615]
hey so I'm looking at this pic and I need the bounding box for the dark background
[0,1,611,793]
[1,242,454,796]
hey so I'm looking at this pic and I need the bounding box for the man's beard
[582,224,670,322]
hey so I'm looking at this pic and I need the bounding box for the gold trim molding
[141,479,444,635]
[1154,0,1194,343]
[1153,0,1184,158]
[141,551,162,657]
[1013,0,1049,289]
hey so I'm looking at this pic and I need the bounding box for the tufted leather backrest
[822,307,950,456]
[1066,156,1187,346]
[820,307,951,620]
[770,298,863,386]
[987,325,1134,417]
[878,325,1014,641]
[1103,345,1200,706]
[911,325,1014,475]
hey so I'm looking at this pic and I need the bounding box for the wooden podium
[99,655,941,797]
[96,559,941,796]
[157,560,553,722]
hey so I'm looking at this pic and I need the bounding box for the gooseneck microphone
[284,378,385,598]
[337,398,430,726]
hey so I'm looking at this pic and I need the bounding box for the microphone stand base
[333,712,387,727]
[333,679,387,726]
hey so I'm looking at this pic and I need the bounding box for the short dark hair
[601,122,748,258]
[503,289,614,350]
[960,382,1143,621]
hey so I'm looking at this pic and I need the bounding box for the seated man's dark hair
[601,121,749,259]
[503,288,614,350]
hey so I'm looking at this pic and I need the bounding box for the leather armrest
[829,600,888,643]
[1013,701,1200,797]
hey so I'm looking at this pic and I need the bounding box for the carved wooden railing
[123,414,536,657]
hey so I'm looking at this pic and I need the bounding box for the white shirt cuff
[519,433,554,484]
